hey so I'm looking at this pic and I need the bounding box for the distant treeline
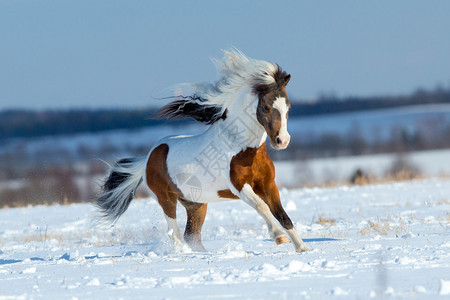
[0,109,164,140]
[1,87,450,140]
[290,86,450,117]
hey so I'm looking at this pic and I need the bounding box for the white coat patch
[272,97,290,145]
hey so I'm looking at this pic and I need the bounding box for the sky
[0,1,449,110]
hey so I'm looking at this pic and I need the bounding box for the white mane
[180,49,279,115]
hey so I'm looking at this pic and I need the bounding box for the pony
[96,49,309,253]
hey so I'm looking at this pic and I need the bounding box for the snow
[441,279,450,296]
[0,178,449,299]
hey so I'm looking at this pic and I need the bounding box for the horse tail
[96,157,147,222]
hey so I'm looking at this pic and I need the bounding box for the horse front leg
[235,183,292,246]
[255,181,310,253]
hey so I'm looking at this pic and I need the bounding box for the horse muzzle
[270,133,290,150]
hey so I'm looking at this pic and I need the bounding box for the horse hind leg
[157,195,183,247]
[145,143,183,248]
[151,190,183,247]
[179,199,208,252]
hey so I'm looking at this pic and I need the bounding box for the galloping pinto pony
[96,50,309,253]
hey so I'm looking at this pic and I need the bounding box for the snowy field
[1,178,449,299]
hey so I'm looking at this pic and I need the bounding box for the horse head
[254,70,291,150]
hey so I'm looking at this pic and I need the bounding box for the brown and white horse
[96,50,309,253]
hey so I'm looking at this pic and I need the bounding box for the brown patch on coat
[217,189,239,199]
[145,143,183,219]
[229,143,294,230]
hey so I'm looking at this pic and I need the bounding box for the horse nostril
[276,137,282,145]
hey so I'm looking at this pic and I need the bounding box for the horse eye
[262,105,270,112]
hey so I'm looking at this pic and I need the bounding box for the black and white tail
[96,157,147,222]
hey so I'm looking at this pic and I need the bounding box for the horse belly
[163,135,236,203]
[166,155,231,203]
[169,166,231,203]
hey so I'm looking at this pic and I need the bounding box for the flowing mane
[155,49,289,124]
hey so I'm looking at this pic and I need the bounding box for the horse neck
[209,86,267,151]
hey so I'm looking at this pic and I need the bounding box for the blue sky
[1,1,449,110]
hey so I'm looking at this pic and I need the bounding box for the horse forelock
[252,66,289,99]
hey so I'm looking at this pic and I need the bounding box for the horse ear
[284,74,291,86]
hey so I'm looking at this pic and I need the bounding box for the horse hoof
[275,235,290,245]
[295,246,310,253]
[187,242,207,252]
